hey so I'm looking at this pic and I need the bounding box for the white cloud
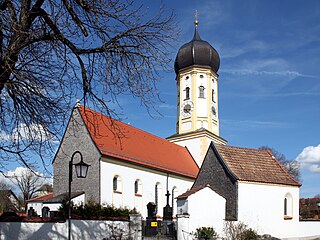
[1,123,58,143]
[296,144,320,173]
[159,103,176,109]
[221,69,314,78]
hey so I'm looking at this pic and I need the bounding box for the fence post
[177,214,191,240]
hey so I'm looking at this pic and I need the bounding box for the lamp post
[68,151,90,240]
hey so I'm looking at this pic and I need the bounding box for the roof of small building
[27,193,54,203]
[177,185,211,199]
[214,143,301,186]
[79,107,199,179]
[43,192,84,203]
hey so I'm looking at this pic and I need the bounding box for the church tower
[167,19,227,167]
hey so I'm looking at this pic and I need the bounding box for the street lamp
[68,151,90,240]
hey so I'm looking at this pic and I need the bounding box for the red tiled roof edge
[100,149,197,179]
[265,149,302,187]
[27,193,54,203]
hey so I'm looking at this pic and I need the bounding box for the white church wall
[27,202,43,216]
[100,158,194,218]
[177,186,226,239]
[237,181,301,238]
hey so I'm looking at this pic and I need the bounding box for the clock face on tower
[181,101,194,117]
[211,104,217,118]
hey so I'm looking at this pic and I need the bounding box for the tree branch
[62,0,88,36]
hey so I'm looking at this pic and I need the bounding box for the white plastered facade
[176,186,226,240]
[100,157,194,218]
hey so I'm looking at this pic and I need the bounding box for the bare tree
[259,146,301,182]
[0,0,178,169]
[10,168,45,211]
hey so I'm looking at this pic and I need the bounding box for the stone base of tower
[167,128,227,167]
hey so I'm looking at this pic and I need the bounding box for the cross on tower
[194,10,199,27]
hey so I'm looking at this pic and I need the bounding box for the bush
[194,227,219,240]
[223,221,258,240]
[58,200,138,219]
[240,228,258,240]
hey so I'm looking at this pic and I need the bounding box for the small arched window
[113,176,117,191]
[284,198,288,215]
[155,183,159,213]
[284,192,293,219]
[155,182,163,215]
[134,179,142,196]
[212,89,215,102]
[199,86,205,98]
[185,87,190,100]
[113,175,122,193]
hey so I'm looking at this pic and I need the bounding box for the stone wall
[0,215,141,240]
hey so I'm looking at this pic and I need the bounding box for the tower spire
[193,10,201,40]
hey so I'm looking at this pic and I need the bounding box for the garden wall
[0,215,141,240]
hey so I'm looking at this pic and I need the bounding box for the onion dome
[174,21,220,74]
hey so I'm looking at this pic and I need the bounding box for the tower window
[185,87,190,100]
[212,89,215,102]
[200,75,204,78]
[199,86,205,98]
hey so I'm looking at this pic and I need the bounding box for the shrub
[223,221,258,240]
[58,200,138,219]
[194,227,219,240]
[240,228,258,240]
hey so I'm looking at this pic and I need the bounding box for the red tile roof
[27,193,54,203]
[79,107,199,179]
[215,144,301,186]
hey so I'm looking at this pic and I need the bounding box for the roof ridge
[216,143,261,152]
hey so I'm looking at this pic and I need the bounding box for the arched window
[185,87,190,100]
[113,176,117,191]
[155,182,163,215]
[284,198,288,215]
[155,183,159,213]
[134,179,142,196]
[199,86,205,98]
[284,192,293,219]
[113,175,122,193]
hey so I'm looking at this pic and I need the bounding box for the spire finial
[75,99,81,108]
[194,10,199,27]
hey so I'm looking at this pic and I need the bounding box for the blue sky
[122,0,320,198]
[2,1,319,198]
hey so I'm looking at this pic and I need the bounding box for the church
[40,20,320,238]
